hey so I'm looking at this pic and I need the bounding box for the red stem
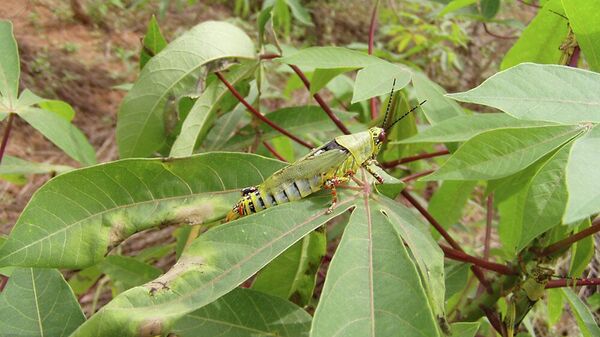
[289,65,352,135]
[546,278,600,288]
[259,53,280,60]
[0,113,15,165]
[368,0,379,119]
[262,141,288,162]
[440,245,516,275]
[401,190,493,289]
[539,218,600,257]
[215,71,313,149]
[481,305,507,337]
[401,169,434,182]
[0,275,7,292]
[381,149,449,168]
[482,23,518,40]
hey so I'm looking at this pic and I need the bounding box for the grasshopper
[226,81,423,221]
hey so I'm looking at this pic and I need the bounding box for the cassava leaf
[69,195,355,337]
[19,108,96,166]
[351,62,411,103]
[562,288,600,337]
[412,71,464,124]
[252,230,325,306]
[561,0,600,71]
[447,63,600,124]
[500,0,569,69]
[395,113,556,144]
[0,153,286,268]
[140,15,167,70]
[170,61,258,157]
[311,198,442,337]
[170,288,312,337]
[117,21,255,158]
[424,125,582,181]
[0,268,85,337]
[564,124,600,223]
[277,46,380,69]
[0,155,72,175]
[0,20,19,107]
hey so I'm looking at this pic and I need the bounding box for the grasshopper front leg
[363,159,384,184]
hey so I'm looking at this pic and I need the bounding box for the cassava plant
[0,1,599,337]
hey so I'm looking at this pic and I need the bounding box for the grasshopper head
[369,127,386,155]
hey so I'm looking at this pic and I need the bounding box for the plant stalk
[262,141,287,162]
[0,113,16,165]
[401,190,493,290]
[381,149,449,168]
[289,65,352,135]
[539,218,600,257]
[215,71,313,149]
[440,245,517,275]
[545,277,600,288]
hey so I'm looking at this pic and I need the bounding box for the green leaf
[546,289,565,325]
[140,15,168,70]
[0,268,86,337]
[480,0,500,19]
[428,180,477,237]
[16,89,44,109]
[564,124,600,223]
[286,0,313,26]
[424,125,582,181]
[395,113,555,144]
[438,0,476,17]
[451,322,481,337]
[444,262,470,299]
[222,106,354,150]
[562,0,600,72]
[0,153,285,268]
[412,71,464,124]
[202,96,251,151]
[0,155,73,175]
[351,62,412,103]
[277,46,380,69]
[252,230,325,306]
[38,99,76,121]
[101,255,162,294]
[500,0,569,69]
[310,68,354,95]
[569,219,595,277]
[69,195,354,337]
[171,288,312,337]
[68,264,102,296]
[311,199,442,337]
[448,63,600,124]
[170,62,258,157]
[562,288,600,337]
[117,21,256,158]
[519,143,571,249]
[0,20,20,107]
[377,197,446,323]
[495,143,572,253]
[19,108,97,165]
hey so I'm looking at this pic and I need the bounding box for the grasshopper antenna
[385,100,426,131]
[381,78,396,128]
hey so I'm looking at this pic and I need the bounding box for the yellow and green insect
[226,83,422,222]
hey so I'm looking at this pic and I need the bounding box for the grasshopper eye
[378,131,386,144]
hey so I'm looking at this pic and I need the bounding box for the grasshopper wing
[261,142,349,191]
